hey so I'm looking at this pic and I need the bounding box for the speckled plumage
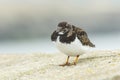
[51,22,95,66]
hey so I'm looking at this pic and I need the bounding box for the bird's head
[56,22,72,35]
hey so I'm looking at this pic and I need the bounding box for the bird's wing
[51,31,58,41]
[77,30,95,47]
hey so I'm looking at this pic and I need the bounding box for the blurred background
[0,0,120,54]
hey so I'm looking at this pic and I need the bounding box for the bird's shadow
[77,55,117,64]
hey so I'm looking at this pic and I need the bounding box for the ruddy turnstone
[51,22,95,66]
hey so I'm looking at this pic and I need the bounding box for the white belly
[54,37,93,56]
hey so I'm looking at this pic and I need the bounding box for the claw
[73,62,77,65]
[59,56,70,66]
[59,62,71,66]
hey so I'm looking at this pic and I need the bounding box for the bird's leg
[59,56,70,66]
[73,55,79,65]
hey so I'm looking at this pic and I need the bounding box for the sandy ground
[0,50,120,80]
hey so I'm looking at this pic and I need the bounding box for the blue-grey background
[0,0,120,54]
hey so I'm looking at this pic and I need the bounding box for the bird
[51,22,95,66]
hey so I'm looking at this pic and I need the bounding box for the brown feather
[76,28,95,47]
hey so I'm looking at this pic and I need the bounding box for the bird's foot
[72,62,77,65]
[59,62,71,67]
[59,62,77,66]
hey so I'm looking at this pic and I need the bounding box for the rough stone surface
[0,50,120,80]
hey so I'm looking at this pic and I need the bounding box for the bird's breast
[55,36,92,56]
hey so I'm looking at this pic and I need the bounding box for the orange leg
[73,55,79,65]
[59,56,70,66]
